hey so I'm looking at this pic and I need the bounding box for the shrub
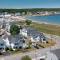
[21,55,32,60]
[5,47,9,51]
[25,20,32,25]
[9,48,13,51]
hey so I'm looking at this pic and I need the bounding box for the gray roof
[51,49,60,60]
[3,34,24,44]
[26,27,46,41]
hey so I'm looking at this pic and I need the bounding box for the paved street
[0,34,60,60]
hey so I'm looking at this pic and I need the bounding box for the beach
[26,14,60,26]
[0,16,26,23]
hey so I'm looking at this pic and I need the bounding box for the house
[15,13,21,16]
[4,14,11,18]
[2,20,6,29]
[5,22,11,32]
[0,37,6,53]
[20,28,27,37]
[20,27,46,45]
[0,21,3,28]
[2,34,27,50]
[2,35,10,48]
[0,19,11,32]
[9,35,26,49]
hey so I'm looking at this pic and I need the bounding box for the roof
[2,34,24,44]
[26,27,46,41]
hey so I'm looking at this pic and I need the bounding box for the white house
[20,27,46,43]
[2,36,10,48]
[0,19,11,32]
[2,34,27,50]
[20,28,28,37]
[0,38,6,53]
[4,14,11,18]
[5,22,10,32]
[15,13,21,16]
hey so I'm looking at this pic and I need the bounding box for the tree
[25,20,32,25]
[21,55,32,60]
[10,24,20,35]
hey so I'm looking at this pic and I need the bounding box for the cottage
[2,35,10,48]
[20,28,27,37]
[5,22,10,32]
[2,34,27,50]
[20,27,46,44]
[9,35,25,49]
[15,13,21,16]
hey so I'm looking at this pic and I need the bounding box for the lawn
[30,22,60,36]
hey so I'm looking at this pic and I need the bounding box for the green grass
[30,22,60,36]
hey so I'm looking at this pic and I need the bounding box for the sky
[0,0,60,9]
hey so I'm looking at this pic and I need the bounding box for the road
[0,48,56,60]
[0,34,60,60]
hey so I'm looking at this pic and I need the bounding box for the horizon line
[0,8,60,9]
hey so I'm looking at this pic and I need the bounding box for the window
[19,46,22,49]
[23,40,25,43]
[0,43,4,46]
[1,44,4,46]
[0,48,4,50]
[43,39,46,41]
[15,43,18,45]
[14,47,18,49]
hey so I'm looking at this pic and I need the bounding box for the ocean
[26,14,60,25]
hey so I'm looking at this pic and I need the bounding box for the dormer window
[15,43,18,45]
[1,44,4,46]
[43,38,46,41]
[0,43,4,46]
[23,40,25,43]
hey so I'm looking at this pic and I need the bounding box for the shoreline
[33,21,60,26]
[25,14,60,26]
[25,13,60,17]
[26,18,60,27]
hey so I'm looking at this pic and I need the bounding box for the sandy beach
[0,16,26,22]
[27,18,60,26]
[26,14,60,26]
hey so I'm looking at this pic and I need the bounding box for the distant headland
[0,8,60,16]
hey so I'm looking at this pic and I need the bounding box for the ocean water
[26,14,60,25]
